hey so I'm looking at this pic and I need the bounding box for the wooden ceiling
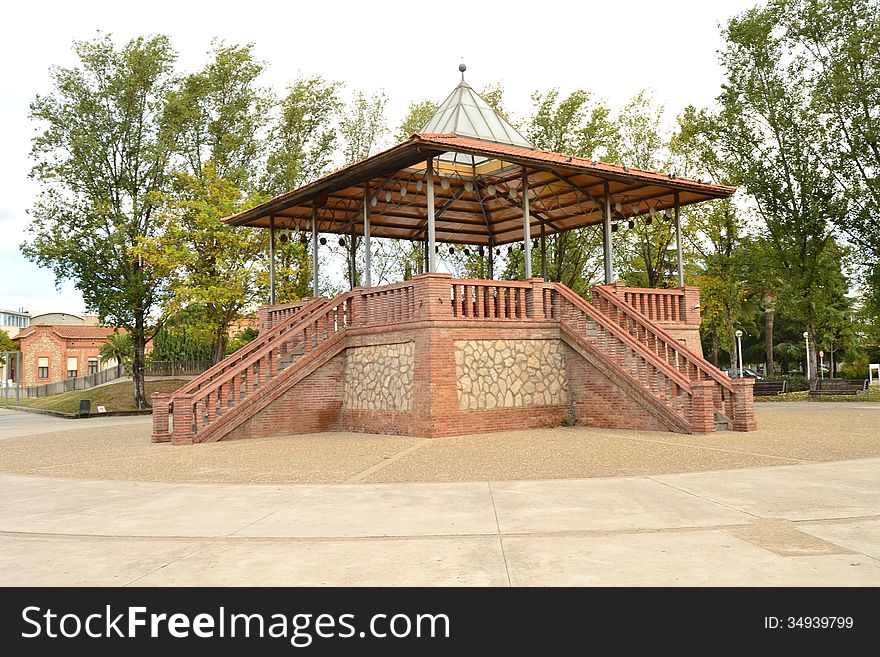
[224,134,736,247]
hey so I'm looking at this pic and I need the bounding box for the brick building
[14,324,119,387]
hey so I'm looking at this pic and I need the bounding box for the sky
[0,0,757,317]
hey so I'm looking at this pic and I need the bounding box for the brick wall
[565,343,669,432]
[224,353,344,441]
[16,326,109,386]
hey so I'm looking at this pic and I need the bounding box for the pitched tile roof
[16,325,119,340]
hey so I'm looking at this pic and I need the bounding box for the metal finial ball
[459,63,467,73]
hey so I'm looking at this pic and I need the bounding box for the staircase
[590,285,737,429]
[152,293,352,444]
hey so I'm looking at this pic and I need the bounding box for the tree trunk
[764,304,776,376]
[132,314,147,409]
[807,325,819,389]
[711,323,719,366]
[212,330,228,365]
[726,313,736,371]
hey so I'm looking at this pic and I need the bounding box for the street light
[735,329,744,378]
[803,331,811,381]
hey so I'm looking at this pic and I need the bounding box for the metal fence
[144,360,213,377]
[3,364,124,401]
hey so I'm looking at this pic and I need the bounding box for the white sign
[96,405,107,413]
[870,364,880,386]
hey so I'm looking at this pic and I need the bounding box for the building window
[67,357,78,379]
[88,358,99,375]
[38,357,49,379]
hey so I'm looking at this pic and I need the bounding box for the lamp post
[734,329,744,378]
[803,331,811,381]
[819,349,824,380]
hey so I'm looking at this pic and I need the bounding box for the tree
[264,75,343,195]
[774,0,880,270]
[338,90,388,288]
[394,100,438,142]
[714,5,849,385]
[611,92,679,288]
[164,41,270,189]
[520,89,617,292]
[24,35,177,408]
[0,329,14,372]
[140,165,266,363]
[145,43,272,363]
[100,332,134,369]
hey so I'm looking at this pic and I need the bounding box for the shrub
[766,374,810,391]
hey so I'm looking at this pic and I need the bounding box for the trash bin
[78,399,90,418]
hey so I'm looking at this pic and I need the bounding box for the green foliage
[264,76,342,194]
[24,34,178,408]
[395,100,438,141]
[164,41,270,189]
[150,310,214,362]
[0,329,14,368]
[226,326,259,355]
[99,333,134,373]
[0,329,13,353]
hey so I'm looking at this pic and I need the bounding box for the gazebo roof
[225,75,736,247]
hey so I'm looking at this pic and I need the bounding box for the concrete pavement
[1,458,879,586]
[0,407,151,440]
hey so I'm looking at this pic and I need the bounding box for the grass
[0,379,188,415]
[756,386,880,403]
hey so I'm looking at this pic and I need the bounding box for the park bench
[809,379,869,397]
[753,380,788,396]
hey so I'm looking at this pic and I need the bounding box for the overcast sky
[0,0,756,317]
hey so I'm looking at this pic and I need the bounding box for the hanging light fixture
[440,178,450,190]
[416,180,423,193]
[448,246,455,254]
[645,216,653,225]
[463,248,470,256]
[614,202,622,213]
[385,190,392,203]
[338,237,346,247]
[487,184,496,196]
[400,185,407,198]
[370,196,378,207]
[319,237,327,246]
[627,220,635,229]
[495,248,501,256]
[463,181,473,193]
[279,233,289,243]
[478,246,485,256]
[508,246,514,255]
[299,233,308,244]
[611,223,618,233]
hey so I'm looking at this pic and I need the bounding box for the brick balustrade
[151,273,756,444]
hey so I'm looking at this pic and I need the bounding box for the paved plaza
[0,403,878,586]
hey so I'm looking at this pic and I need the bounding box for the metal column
[603,183,615,284]
[674,191,684,287]
[311,204,319,298]
[426,158,436,273]
[363,183,371,287]
[268,216,276,305]
[522,171,532,279]
[487,240,495,279]
[540,226,547,280]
